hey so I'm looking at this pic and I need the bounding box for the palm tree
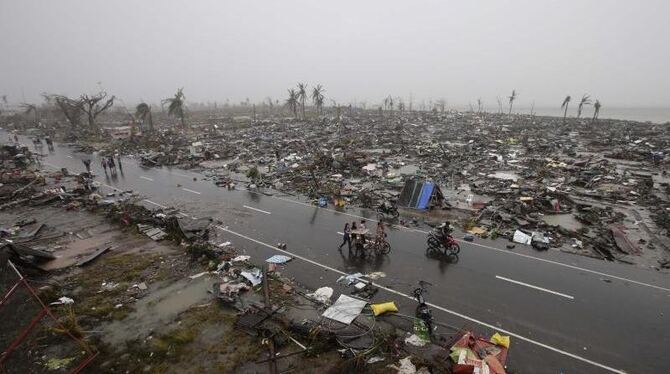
[163,88,186,128]
[311,84,325,115]
[286,89,299,118]
[297,83,307,120]
[592,100,602,123]
[135,102,153,132]
[561,95,571,124]
[577,94,591,118]
[508,90,517,115]
[20,103,39,126]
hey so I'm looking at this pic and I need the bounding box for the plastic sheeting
[322,294,367,324]
[417,182,434,210]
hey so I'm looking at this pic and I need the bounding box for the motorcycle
[426,228,460,258]
[376,203,400,220]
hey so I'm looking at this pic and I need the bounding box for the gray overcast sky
[1,0,668,108]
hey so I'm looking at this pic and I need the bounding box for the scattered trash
[49,296,74,305]
[336,272,364,286]
[266,254,292,264]
[366,355,385,364]
[404,333,427,347]
[306,286,333,303]
[45,357,76,370]
[388,357,417,374]
[189,271,210,279]
[490,332,511,348]
[241,268,263,286]
[365,271,386,279]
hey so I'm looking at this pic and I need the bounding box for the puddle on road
[102,275,214,345]
[542,214,583,231]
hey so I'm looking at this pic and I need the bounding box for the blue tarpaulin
[417,182,434,209]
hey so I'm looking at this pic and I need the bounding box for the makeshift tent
[397,179,444,210]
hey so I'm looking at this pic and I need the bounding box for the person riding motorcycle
[436,221,453,245]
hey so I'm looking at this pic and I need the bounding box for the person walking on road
[108,156,116,175]
[83,159,91,173]
[338,223,352,251]
[116,153,122,170]
[101,158,108,175]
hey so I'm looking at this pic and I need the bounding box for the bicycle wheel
[378,241,391,255]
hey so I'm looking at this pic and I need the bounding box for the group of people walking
[338,219,386,251]
[81,154,122,176]
[101,155,121,175]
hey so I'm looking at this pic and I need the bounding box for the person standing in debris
[116,153,122,170]
[101,157,108,175]
[338,223,352,251]
[83,159,91,173]
[359,219,367,231]
[13,134,18,143]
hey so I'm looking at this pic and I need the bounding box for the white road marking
[140,176,154,182]
[181,188,201,195]
[470,242,670,293]
[66,155,73,158]
[263,192,670,293]
[337,232,344,235]
[144,199,167,209]
[178,212,189,218]
[101,183,121,191]
[215,225,627,374]
[243,205,271,215]
[495,275,575,300]
[170,172,191,178]
[42,155,670,293]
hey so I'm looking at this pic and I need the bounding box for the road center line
[243,205,272,215]
[495,275,575,300]
[143,199,167,209]
[215,225,626,374]
[181,188,201,195]
[40,156,670,293]
[140,176,154,182]
[264,192,670,293]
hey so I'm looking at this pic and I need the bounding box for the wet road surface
[7,134,670,373]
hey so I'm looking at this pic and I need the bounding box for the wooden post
[262,265,270,309]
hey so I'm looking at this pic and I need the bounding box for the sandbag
[370,301,398,316]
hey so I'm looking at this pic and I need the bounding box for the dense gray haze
[1,0,669,109]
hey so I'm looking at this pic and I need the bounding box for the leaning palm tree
[297,83,307,120]
[577,94,591,118]
[508,90,517,115]
[162,88,186,128]
[592,100,602,123]
[311,84,325,115]
[20,103,39,126]
[561,95,571,124]
[286,89,299,118]
[135,102,153,131]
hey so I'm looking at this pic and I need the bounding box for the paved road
[7,134,670,373]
